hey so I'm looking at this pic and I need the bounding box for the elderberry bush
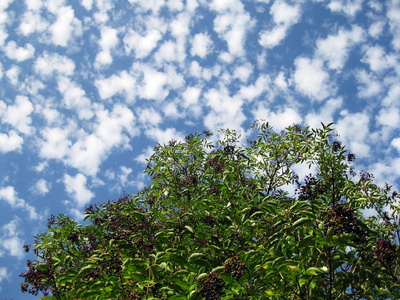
[20,122,400,299]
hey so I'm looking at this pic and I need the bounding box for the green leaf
[292,217,312,228]
[188,253,205,262]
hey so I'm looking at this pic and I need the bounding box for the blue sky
[1,0,400,298]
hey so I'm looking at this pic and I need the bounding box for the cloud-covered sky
[1,0,400,297]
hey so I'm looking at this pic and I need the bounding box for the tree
[20,122,400,299]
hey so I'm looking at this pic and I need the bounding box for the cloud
[49,5,82,47]
[293,57,333,101]
[32,179,51,196]
[95,26,119,68]
[0,267,8,288]
[57,76,94,120]
[138,66,169,101]
[34,52,75,77]
[305,97,343,128]
[0,96,34,135]
[327,0,363,17]
[355,69,383,98]
[0,218,25,260]
[3,41,35,61]
[316,25,364,70]
[213,3,254,56]
[336,111,370,158]
[252,105,302,132]
[376,107,400,128]
[67,104,136,175]
[5,66,20,86]
[259,1,300,48]
[124,28,163,59]
[191,33,213,58]
[0,187,39,220]
[19,10,48,36]
[361,45,396,73]
[95,71,137,101]
[203,87,246,130]
[0,131,23,153]
[39,127,72,160]
[64,173,94,207]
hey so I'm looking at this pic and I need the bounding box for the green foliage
[20,122,400,299]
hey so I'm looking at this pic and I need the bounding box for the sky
[1,0,400,298]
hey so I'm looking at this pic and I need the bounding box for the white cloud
[170,12,191,38]
[0,131,23,153]
[293,57,333,101]
[0,187,39,220]
[203,87,246,130]
[32,179,51,196]
[145,127,185,144]
[124,28,163,59]
[68,133,107,175]
[259,1,300,48]
[336,111,370,158]
[391,137,400,152]
[387,0,400,50]
[238,74,271,101]
[19,10,48,36]
[5,66,20,86]
[191,33,213,58]
[0,267,8,287]
[128,0,166,13]
[139,67,169,101]
[0,96,34,135]
[57,76,94,120]
[252,105,302,132]
[39,127,72,160]
[3,41,35,61]
[316,26,364,70]
[0,218,25,260]
[81,0,93,10]
[271,0,300,24]
[95,71,136,101]
[305,97,343,128]
[34,52,75,77]
[368,20,386,39]
[361,45,396,73]
[49,5,82,47]
[259,25,287,48]
[327,0,363,17]
[213,6,254,56]
[64,173,94,207]
[167,0,184,11]
[376,107,400,128]
[67,104,136,175]
[95,26,119,68]
[355,69,382,98]
[137,107,163,127]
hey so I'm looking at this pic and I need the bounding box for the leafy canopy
[20,122,400,299]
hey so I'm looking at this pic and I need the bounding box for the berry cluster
[180,175,198,187]
[207,157,225,172]
[323,205,366,242]
[199,272,225,300]
[203,214,216,226]
[223,145,235,155]
[248,206,261,217]
[296,175,325,202]
[224,255,246,279]
[19,260,54,296]
[374,239,397,263]
[101,255,122,276]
